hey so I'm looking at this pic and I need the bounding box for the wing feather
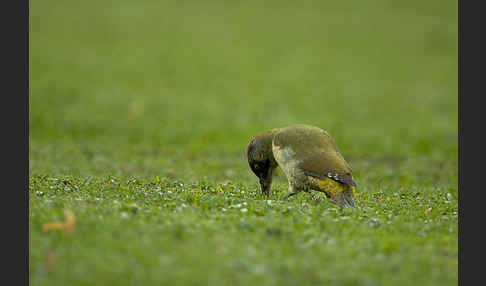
[273,124,356,187]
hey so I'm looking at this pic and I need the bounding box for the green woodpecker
[247,124,356,207]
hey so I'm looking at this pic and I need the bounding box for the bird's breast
[272,145,301,173]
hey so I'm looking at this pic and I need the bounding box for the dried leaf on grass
[42,208,76,231]
[44,249,56,268]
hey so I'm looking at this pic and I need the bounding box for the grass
[29,0,458,285]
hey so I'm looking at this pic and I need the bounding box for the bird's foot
[281,192,298,200]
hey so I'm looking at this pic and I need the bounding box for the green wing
[273,124,355,186]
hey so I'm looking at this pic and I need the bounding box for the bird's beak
[259,177,271,197]
[341,191,356,208]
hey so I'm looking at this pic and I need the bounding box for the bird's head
[247,130,278,195]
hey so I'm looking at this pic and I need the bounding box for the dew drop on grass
[231,203,242,209]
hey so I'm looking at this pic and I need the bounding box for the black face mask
[250,159,270,179]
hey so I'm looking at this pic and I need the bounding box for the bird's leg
[281,182,300,200]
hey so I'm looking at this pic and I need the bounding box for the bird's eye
[251,160,269,177]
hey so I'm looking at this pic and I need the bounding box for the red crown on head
[247,130,272,155]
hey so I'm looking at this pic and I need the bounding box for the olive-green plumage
[247,124,357,207]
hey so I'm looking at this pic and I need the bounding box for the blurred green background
[30,0,457,183]
[29,0,457,285]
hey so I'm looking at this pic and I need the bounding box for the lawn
[29,0,458,285]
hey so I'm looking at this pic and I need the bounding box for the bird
[246,124,356,207]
